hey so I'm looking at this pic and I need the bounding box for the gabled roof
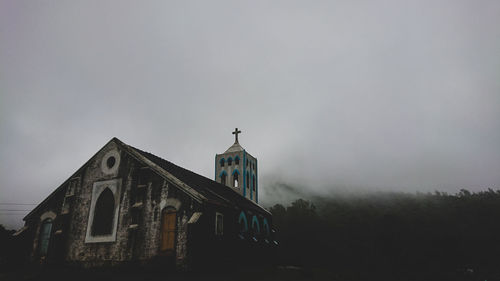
[24,138,120,221]
[24,137,270,222]
[121,141,270,216]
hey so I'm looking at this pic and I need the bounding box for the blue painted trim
[251,215,260,234]
[243,150,247,197]
[249,170,252,200]
[263,218,270,236]
[245,171,252,199]
[252,174,256,200]
[231,169,240,175]
[255,159,258,203]
[219,170,227,177]
[238,211,248,232]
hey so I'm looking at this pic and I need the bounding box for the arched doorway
[160,208,177,253]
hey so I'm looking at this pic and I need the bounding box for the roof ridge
[126,143,270,215]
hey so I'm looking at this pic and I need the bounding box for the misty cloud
[1,0,499,228]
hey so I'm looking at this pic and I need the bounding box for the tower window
[233,172,239,188]
[228,158,232,166]
[221,173,227,185]
[253,175,256,191]
[235,156,239,165]
[220,158,225,167]
[246,159,248,166]
[246,173,249,190]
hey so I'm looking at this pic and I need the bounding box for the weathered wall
[25,139,273,269]
[26,141,200,267]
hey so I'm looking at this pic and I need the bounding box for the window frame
[221,173,227,185]
[215,212,224,236]
[233,172,239,187]
[160,208,177,252]
[246,173,249,190]
[91,187,115,236]
[85,179,122,243]
[238,211,248,233]
[38,218,53,257]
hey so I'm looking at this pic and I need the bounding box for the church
[19,129,274,269]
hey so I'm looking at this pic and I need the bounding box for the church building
[19,130,273,269]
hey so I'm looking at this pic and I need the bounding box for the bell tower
[215,128,258,203]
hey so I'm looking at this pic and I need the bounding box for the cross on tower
[232,128,242,143]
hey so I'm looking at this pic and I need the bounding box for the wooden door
[160,210,176,252]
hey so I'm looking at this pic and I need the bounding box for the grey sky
[1,0,500,228]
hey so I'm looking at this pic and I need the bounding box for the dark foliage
[270,189,500,281]
[0,225,17,269]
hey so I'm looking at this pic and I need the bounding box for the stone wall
[27,140,200,267]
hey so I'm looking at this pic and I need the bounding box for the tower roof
[224,142,244,153]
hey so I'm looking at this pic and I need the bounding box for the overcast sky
[1,0,500,228]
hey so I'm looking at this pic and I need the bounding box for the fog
[1,0,499,228]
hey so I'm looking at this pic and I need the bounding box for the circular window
[106,156,116,169]
[101,150,120,175]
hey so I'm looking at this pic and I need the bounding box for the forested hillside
[270,189,500,280]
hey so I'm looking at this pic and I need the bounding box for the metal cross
[232,128,242,143]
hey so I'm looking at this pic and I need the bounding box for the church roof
[121,140,270,216]
[24,137,270,221]
[224,142,244,153]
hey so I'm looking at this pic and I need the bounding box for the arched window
[235,156,240,165]
[246,173,249,190]
[91,188,115,236]
[233,171,239,188]
[220,158,225,167]
[227,157,232,166]
[238,211,248,233]
[263,218,270,237]
[252,175,256,191]
[251,216,260,235]
[221,173,227,185]
[39,219,53,256]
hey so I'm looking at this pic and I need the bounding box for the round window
[106,156,116,169]
[101,150,120,174]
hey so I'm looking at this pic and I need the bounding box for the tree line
[269,189,500,280]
